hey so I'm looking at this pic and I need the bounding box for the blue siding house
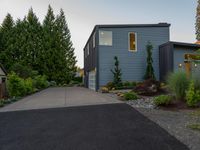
[84,23,200,91]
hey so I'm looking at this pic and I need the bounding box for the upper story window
[128,32,137,52]
[87,44,90,55]
[99,30,112,46]
[93,32,96,48]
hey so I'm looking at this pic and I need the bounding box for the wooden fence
[0,82,7,99]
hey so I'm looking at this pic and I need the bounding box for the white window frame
[93,32,96,48]
[128,32,137,52]
[99,30,112,46]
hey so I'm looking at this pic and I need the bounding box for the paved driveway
[0,104,188,150]
[0,87,121,112]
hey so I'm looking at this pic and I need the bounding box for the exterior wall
[173,47,196,72]
[159,43,173,81]
[98,27,170,87]
[84,29,97,89]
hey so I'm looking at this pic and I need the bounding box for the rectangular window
[128,32,137,51]
[87,44,90,55]
[99,31,112,46]
[93,32,96,48]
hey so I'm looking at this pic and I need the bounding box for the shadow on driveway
[0,103,188,150]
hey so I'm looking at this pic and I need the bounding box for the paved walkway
[0,87,121,112]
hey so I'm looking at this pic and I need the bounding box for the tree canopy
[0,6,76,84]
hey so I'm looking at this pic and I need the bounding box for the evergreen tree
[55,9,77,83]
[196,0,200,40]
[42,5,57,81]
[0,13,15,70]
[111,56,122,86]
[144,42,155,80]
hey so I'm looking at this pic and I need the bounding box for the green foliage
[0,100,5,107]
[73,77,82,83]
[7,72,27,97]
[24,78,34,94]
[144,42,155,80]
[187,124,200,131]
[167,71,189,100]
[105,82,115,90]
[153,95,172,106]
[186,80,200,107]
[196,0,200,40]
[33,75,48,89]
[10,63,38,79]
[111,56,122,87]
[123,92,138,100]
[0,6,76,84]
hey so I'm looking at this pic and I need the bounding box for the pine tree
[55,9,77,83]
[42,5,57,81]
[0,13,15,70]
[144,42,155,80]
[111,56,122,86]
[196,0,200,41]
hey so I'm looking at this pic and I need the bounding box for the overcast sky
[0,0,197,67]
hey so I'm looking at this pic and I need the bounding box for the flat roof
[160,41,200,49]
[96,23,170,28]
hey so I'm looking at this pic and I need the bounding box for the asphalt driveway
[0,103,188,150]
[0,87,120,112]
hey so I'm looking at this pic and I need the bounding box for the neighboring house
[0,64,7,84]
[0,64,7,98]
[84,23,200,91]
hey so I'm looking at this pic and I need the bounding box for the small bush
[123,81,132,87]
[33,75,48,89]
[49,81,57,87]
[123,91,138,100]
[106,82,115,90]
[186,81,200,107]
[0,99,5,107]
[153,95,172,106]
[7,72,27,97]
[73,77,82,83]
[24,78,34,94]
[167,71,189,100]
[101,86,109,93]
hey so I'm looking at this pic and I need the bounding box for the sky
[0,0,197,67]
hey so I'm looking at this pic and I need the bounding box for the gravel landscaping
[134,108,200,150]
[106,92,200,150]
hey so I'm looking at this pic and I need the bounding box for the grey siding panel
[98,27,170,87]
[173,47,195,72]
[159,44,173,81]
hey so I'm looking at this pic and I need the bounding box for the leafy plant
[186,80,200,107]
[24,78,34,94]
[106,82,115,90]
[7,72,27,97]
[33,75,48,89]
[144,42,155,80]
[123,91,138,100]
[101,87,109,93]
[167,71,189,100]
[153,95,172,106]
[187,124,200,131]
[0,99,5,107]
[111,56,122,87]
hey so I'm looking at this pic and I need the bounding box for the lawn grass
[187,124,200,131]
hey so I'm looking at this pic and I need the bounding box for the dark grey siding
[98,27,170,87]
[159,43,173,81]
[84,29,97,88]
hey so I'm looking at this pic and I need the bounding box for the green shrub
[49,81,57,87]
[7,72,27,97]
[106,82,115,90]
[73,77,82,83]
[10,63,38,79]
[186,81,200,107]
[33,75,48,89]
[24,78,34,94]
[0,99,5,107]
[123,91,138,100]
[153,95,172,106]
[167,71,189,100]
[123,81,132,87]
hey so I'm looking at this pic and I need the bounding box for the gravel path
[134,108,200,150]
